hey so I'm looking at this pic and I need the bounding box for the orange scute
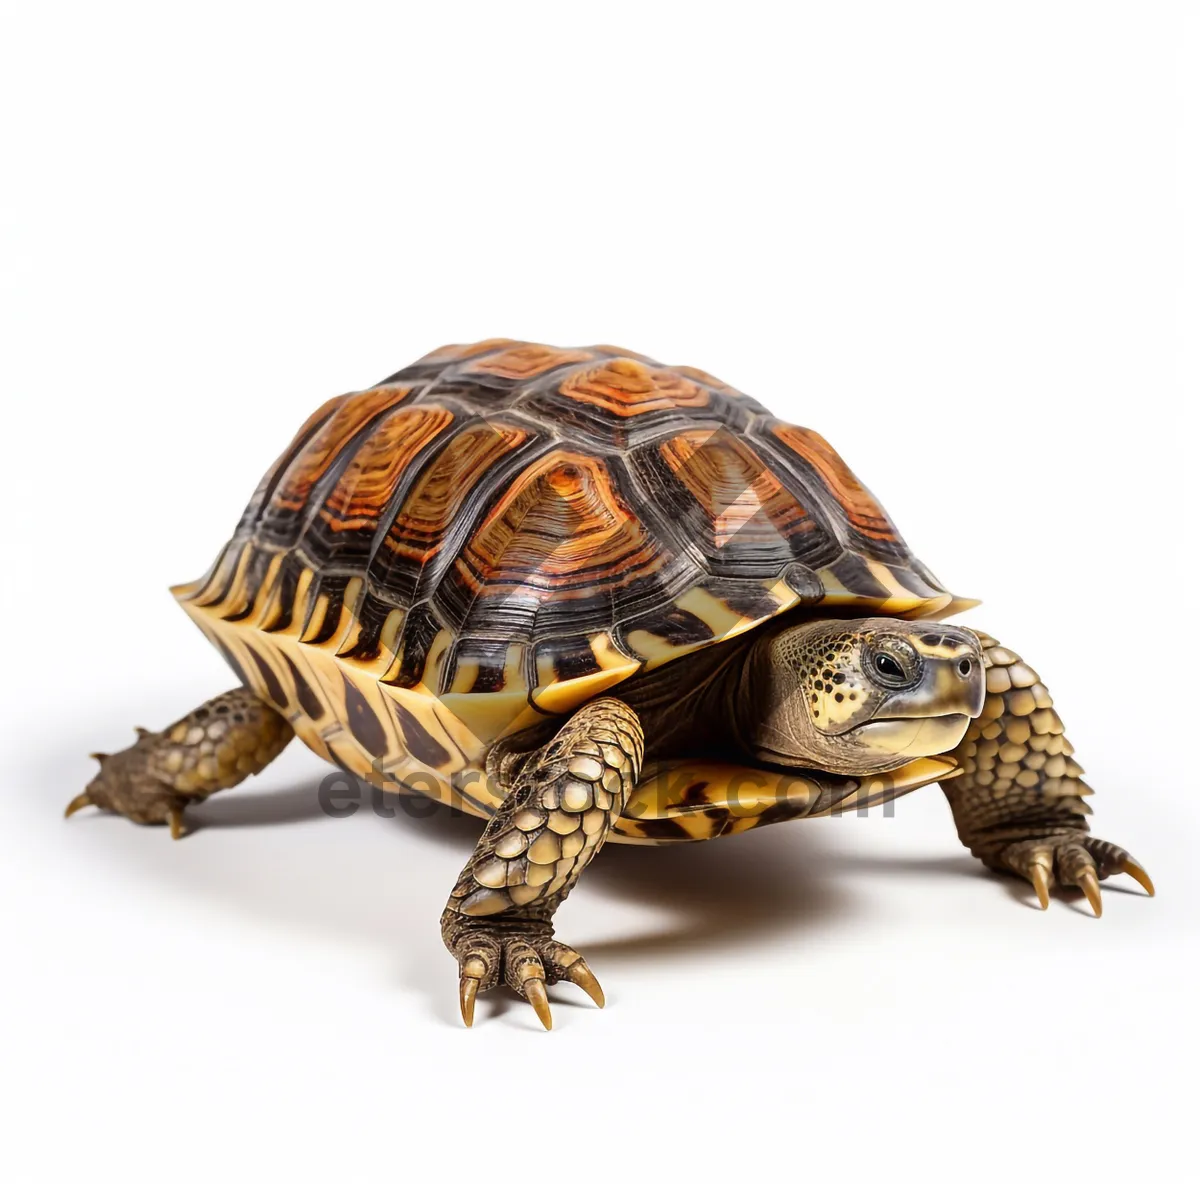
[558,358,711,417]
[771,422,900,543]
[467,343,595,380]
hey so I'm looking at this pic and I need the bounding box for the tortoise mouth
[855,715,971,758]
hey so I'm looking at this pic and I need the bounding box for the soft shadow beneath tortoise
[191,768,858,965]
[192,770,1132,936]
[44,698,1154,1030]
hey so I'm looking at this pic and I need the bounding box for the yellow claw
[168,808,187,841]
[566,961,605,1008]
[1122,860,1155,898]
[459,977,479,1028]
[1078,870,1103,917]
[1029,862,1051,910]
[524,979,553,1031]
[64,795,93,819]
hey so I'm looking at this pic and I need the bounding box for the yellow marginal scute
[532,633,640,715]
[674,585,757,644]
[202,543,253,618]
[236,552,284,626]
[624,581,791,674]
[440,691,544,745]
[767,575,805,612]
[815,562,960,616]
[864,561,921,608]
[442,642,534,742]
[264,567,316,640]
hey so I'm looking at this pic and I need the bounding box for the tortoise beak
[916,653,985,720]
[856,714,973,757]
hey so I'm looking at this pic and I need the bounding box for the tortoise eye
[873,653,907,682]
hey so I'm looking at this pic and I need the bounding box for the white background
[2,3,1196,1197]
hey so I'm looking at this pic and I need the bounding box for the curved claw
[459,977,479,1028]
[1078,869,1103,917]
[566,961,605,1008]
[64,795,93,819]
[523,978,553,1031]
[1121,859,1155,898]
[1028,862,1051,910]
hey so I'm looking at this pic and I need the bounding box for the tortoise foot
[65,689,293,839]
[443,915,604,1031]
[997,834,1154,916]
[66,731,194,838]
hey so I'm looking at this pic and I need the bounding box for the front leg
[442,697,643,1030]
[942,632,1153,913]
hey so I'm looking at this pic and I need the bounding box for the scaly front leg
[941,632,1154,914]
[442,697,643,1030]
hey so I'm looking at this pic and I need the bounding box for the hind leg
[66,687,293,839]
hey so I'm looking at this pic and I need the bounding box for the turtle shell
[174,340,973,836]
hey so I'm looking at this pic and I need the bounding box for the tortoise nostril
[958,660,973,677]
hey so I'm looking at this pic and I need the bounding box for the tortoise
[69,338,1154,1029]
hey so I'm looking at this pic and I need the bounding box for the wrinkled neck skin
[618,635,756,765]
[725,631,868,773]
[610,624,818,769]
[632,627,843,771]
[615,613,838,769]
[603,627,796,767]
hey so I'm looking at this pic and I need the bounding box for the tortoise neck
[619,632,764,763]
[724,631,774,761]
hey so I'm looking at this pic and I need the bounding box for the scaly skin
[65,687,293,838]
[441,697,643,1030]
[941,632,1154,913]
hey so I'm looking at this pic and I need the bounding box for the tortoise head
[742,617,985,774]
